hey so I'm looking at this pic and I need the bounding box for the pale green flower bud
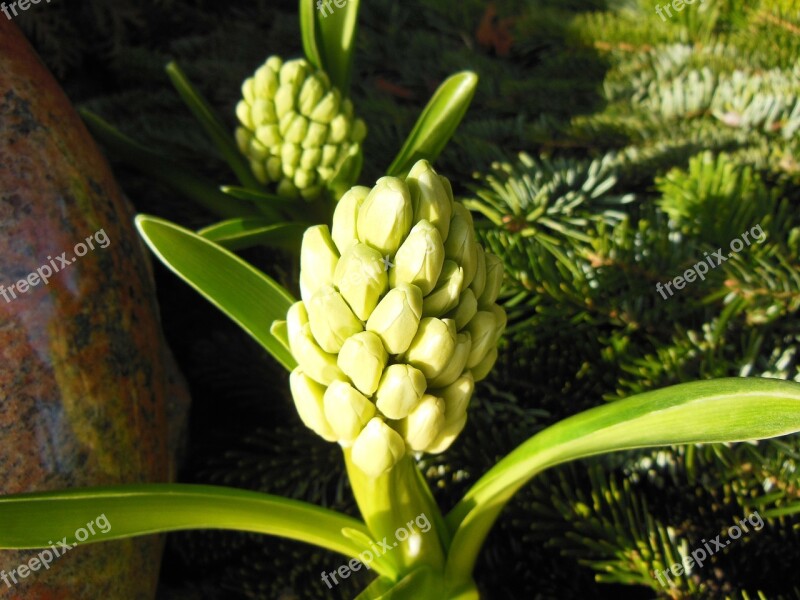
[288,164,505,475]
[301,148,322,171]
[375,364,426,420]
[332,186,370,254]
[445,204,478,287]
[469,244,487,299]
[256,123,281,148]
[422,260,464,317]
[428,332,471,389]
[277,178,298,198]
[299,225,339,303]
[366,283,423,354]
[351,119,367,143]
[304,122,329,148]
[390,220,444,295]
[254,63,279,98]
[289,368,338,442]
[351,418,406,478]
[357,177,414,255]
[407,160,452,240]
[286,302,345,385]
[401,394,445,451]
[265,55,283,74]
[489,303,507,342]
[323,381,377,442]
[279,59,308,90]
[274,86,295,119]
[310,89,341,124]
[404,317,457,380]
[334,243,389,320]
[236,55,366,198]
[328,114,350,144]
[299,75,326,116]
[235,127,252,154]
[338,331,388,396]
[425,374,473,453]
[447,289,478,331]
[465,310,497,369]
[479,253,504,308]
[439,174,454,203]
[307,285,363,353]
[441,373,474,422]
[321,144,339,167]
[285,114,309,144]
[471,347,498,382]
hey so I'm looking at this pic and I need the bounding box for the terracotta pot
[0,20,190,600]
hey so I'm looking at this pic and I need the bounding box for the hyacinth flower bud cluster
[235,56,367,199]
[283,160,506,477]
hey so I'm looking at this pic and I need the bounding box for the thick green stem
[344,449,447,579]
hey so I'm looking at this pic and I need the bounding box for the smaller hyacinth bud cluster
[235,56,367,199]
[282,160,506,477]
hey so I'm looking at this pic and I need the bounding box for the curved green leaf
[445,377,800,586]
[0,484,396,576]
[299,0,361,93]
[165,61,261,191]
[80,110,257,218]
[221,185,296,206]
[136,215,296,371]
[354,567,444,600]
[387,72,478,178]
[198,218,309,251]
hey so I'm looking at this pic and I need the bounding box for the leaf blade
[165,61,262,190]
[444,377,800,585]
[387,72,478,178]
[136,215,297,370]
[0,484,389,574]
[198,218,309,251]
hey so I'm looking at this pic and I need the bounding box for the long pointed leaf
[387,72,478,178]
[198,218,309,251]
[165,61,262,190]
[80,110,257,218]
[299,0,361,93]
[0,484,394,575]
[445,377,800,586]
[136,215,297,370]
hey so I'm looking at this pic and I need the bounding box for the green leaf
[354,567,444,599]
[198,218,309,251]
[299,0,361,93]
[444,377,800,587]
[299,0,323,70]
[221,185,296,206]
[136,215,297,371]
[0,484,395,576]
[80,110,257,219]
[165,61,262,191]
[387,72,478,178]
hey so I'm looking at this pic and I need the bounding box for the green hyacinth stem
[344,449,447,579]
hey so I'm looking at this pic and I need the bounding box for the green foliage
[19,0,800,597]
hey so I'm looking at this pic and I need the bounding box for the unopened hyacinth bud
[284,160,506,476]
[236,56,366,198]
